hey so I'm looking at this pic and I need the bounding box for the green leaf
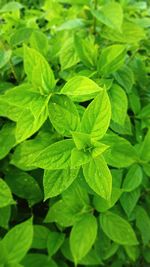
[91,2,123,32]
[44,167,79,199]
[113,65,134,93]
[122,164,143,192]
[0,206,11,229]
[120,188,141,217]
[100,212,138,245]
[22,253,56,267]
[0,50,12,69]
[59,36,79,70]
[5,167,43,206]
[98,45,126,76]
[10,28,33,46]
[3,218,33,263]
[24,45,55,94]
[11,129,59,170]
[71,131,92,150]
[83,155,112,200]
[74,34,97,68]
[81,90,111,140]
[0,1,23,13]
[29,30,49,56]
[47,231,65,257]
[109,84,128,125]
[70,214,97,263]
[139,129,150,162]
[136,206,150,245]
[61,76,103,102]
[33,139,75,170]
[0,122,16,160]
[31,225,49,249]
[0,179,15,208]
[48,94,80,136]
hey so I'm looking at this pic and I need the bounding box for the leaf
[47,231,65,257]
[48,94,80,136]
[122,164,143,192]
[22,253,56,267]
[81,90,111,140]
[139,129,150,162]
[120,187,141,217]
[59,36,79,70]
[109,84,128,125]
[71,131,92,150]
[33,139,75,170]
[31,225,50,249]
[0,50,12,69]
[11,129,58,170]
[29,30,49,56]
[0,122,16,160]
[61,76,103,102]
[83,155,112,200]
[10,28,33,46]
[5,167,43,206]
[70,214,97,263]
[0,179,15,208]
[91,2,123,32]
[44,167,79,199]
[3,218,33,263]
[0,206,11,229]
[98,44,126,76]
[24,45,55,94]
[136,206,150,245]
[113,65,134,93]
[57,18,84,31]
[100,212,138,245]
[0,1,23,13]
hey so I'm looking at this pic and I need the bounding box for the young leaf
[61,76,103,102]
[109,84,128,125]
[3,218,33,263]
[24,45,55,94]
[48,94,80,136]
[98,45,126,76]
[81,90,111,141]
[83,155,112,200]
[0,179,15,208]
[70,214,97,263]
[44,167,79,199]
[100,212,138,245]
[33,139,75,170]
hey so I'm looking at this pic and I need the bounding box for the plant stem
[93,0,98,34]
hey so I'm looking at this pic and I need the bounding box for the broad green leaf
[47,231,65,257]
[98,44,126,76]
[48,94,80,136]
[5,167,43,206]
[122,164,143,192]
[0,122,16,160]
[113,65,134,93]
[10,28,33,46]
[71,148,91,168]
[57,18,84,31]
[61,76,103,102]
[24,45,55,94]
[59,36,79,70]
[33,139,75,170]
[71,131,92,150]
[70,214,97,263]
[0,1,23,13]
[0,179,15,208]
[81,90,111,140]
[44,167,79,199]
[120,188,141,217]
[136,206,150,245]
[3,218,33,263]
[83,155,112,200]
[0,206,11,229]
[100,212,138,245]
[74,34,98,68]
[109,84,128,125]
[31,225,49,249]
[0,50,12,69]
[22,253,57,267]
[102,134,138,168]
[139,129,150,162]
[29,30,49,56]
[91,2,123,32]
[11,129,59,170]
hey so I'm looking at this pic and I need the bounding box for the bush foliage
[0,0,150,266]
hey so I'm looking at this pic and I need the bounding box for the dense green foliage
[0,0,150,266]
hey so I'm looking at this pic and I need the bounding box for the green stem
[93,0,98,34]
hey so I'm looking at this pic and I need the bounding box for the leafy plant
[0,0,150,266]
